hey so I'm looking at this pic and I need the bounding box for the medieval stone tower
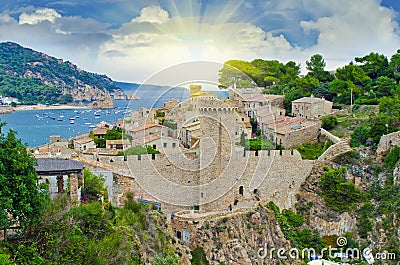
[198,106,238,175]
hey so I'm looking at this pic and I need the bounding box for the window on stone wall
[239,186,244,196]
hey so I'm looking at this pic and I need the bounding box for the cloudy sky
[0,0,399,84]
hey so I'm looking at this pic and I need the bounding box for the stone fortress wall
[86,96,316,213]
[93,148,314,213]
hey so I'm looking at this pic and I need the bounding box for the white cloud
[131,6,169,24]
[300,0,400,69]
[1,1,399,83]
[19,8,61,25]
[0,12,14,23]
[98,9,300,83]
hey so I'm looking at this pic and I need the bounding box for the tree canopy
[306,54,334,83]
[219,50,400,114]
[0,122,45,230]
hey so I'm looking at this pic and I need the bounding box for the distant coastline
[15,104,89,111]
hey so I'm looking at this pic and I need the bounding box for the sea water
[0,86,228,147]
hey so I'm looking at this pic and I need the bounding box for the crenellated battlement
[198,107,239,112]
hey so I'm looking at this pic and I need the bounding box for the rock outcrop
[90,91,115,109]
[0,106,14,114]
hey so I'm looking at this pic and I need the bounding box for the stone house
[229,88,285,119]
[129,107,157,128]
[49,135,67,145]
[292,95,333,119]
[232,113,252,138]
[265,117,321,148]
[254,105,286,132]
[135,134,179,152]
[163,98,180,111]
[92,128,107,139]
[179,120,201,148]
[106,139,132,150]
[73,137,96,152]
[128,123,163,140]
[264,94,285,109]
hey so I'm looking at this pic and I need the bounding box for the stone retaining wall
[320,128,341,144]
[377,131,400,155]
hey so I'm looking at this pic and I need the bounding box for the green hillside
[0,42,119,105]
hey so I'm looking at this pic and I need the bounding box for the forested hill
[219,51,400,111]
[0,42,120,105]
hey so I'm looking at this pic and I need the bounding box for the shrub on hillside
[321,116,338,130]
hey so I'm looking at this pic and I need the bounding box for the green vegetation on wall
[296,140,332,160]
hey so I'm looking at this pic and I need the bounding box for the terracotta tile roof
[264,94,285,100]
[243,94,267,102]
[70,133,89,141]
[292,96,325,104]
[129,123,161,132]
[93,129,107,135]
[74,137,94,145]
[136,135,178,145]
[82,148,97,155]
[269,117,305,129]
[261,117,286,125]
[98,148,119,156]
[106,139,131,145]
[141,134,161,144]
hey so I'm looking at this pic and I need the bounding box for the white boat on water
[70,120,75,124]
[69,117,75,120]
[84,122,91,125]
[89,125,96,128]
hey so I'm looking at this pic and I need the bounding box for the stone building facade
[292,95,333,119]
[264,117,321,148]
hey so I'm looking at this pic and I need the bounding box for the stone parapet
[320,128,341,144]
[377,131,400,155]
